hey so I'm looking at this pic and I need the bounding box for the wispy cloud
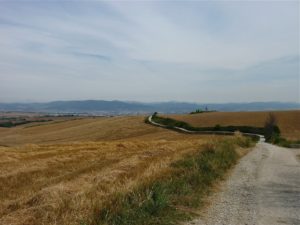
[0,1,299,103]
[71,52,111,61]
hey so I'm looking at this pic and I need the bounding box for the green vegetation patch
[0,121,31,127]
[151,114,265,136]
[93,138,250,225]
[0,119,52,128]
[272,137,300,148]
[190,108,216,114]
[263,113,300,148]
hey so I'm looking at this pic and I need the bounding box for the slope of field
[0,116,198,146]
[166,111,300,140]
[0,115,222,225]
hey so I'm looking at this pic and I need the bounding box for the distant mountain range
[0,100,299,115]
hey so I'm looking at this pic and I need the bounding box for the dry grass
[0,116,221,225]
[0,140,210,225]
[166,110,300,140]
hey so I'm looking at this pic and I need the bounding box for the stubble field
[0,116,215,225]
[165,110,300,140]
[1,111,298,225]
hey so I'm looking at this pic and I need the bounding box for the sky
[0,0,299,103]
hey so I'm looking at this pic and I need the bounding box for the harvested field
[165,111,300,140]
[0,115,220,225]
[0,139,212,225]
[0,116,199,146]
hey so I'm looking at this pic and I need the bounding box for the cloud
[0,1,298,103]
[71,52,111,61]
[105,1,299,68]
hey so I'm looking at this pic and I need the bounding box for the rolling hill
[0,100,299,114]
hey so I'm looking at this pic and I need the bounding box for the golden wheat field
[166,110,300,140]
[0,116,219,225]
[1,111,295,225]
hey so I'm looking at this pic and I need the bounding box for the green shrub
[214,124,221,131]
[264,113,281,142]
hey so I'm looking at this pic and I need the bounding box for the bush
[214,124,221,131]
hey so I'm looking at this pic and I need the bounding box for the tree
[264,113,280,142]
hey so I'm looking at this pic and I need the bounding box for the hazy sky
[0,1,299,103]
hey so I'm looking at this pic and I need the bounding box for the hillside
[0,115,220,225]
[0,116,204,146]
[0,101,299,114]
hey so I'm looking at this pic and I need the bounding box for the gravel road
[186,141,300,225]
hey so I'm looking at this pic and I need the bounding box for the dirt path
[186,142,300,225]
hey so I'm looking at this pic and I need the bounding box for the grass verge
[92,137,254,225]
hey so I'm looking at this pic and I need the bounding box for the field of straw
[0,116,217,225]
[0,116,210,146]
[1,111,288,225]
[166,110,300,140]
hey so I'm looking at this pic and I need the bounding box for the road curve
[147,115,264,140]
[186,142,300,225]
